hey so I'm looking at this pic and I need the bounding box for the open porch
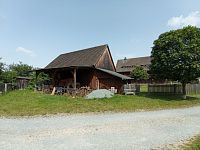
[36,67,132,96]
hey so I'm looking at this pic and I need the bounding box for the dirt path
[0,106,200,150]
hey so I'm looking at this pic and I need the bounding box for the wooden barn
[36,44,132,94]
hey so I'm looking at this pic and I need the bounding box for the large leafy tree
[130,66,149,81]
[0,61,33,83]
[0,58,4,73]
[1,70,17,83]
[0,58,5,83]
[150,26,200,99]
[9,61,33,77]
[28,72,50,89]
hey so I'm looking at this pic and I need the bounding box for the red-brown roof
[45,45,108,69]
[116,56,151,72]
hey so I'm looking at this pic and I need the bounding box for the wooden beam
[73,68,77,90]
[35,71,39,91]
[97,78,99,89]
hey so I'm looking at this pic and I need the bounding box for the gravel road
[0,106,200,150]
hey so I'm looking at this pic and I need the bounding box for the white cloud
[16,47,36,57]
[167,11,200,28]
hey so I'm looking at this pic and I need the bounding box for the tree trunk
[182,83,187,99]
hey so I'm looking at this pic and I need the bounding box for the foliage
[0,58,5,82]
[0,90,200,116]
[0,58,4,73]
[1,70,17,83]
[9,61,33,77]
[0,59,49,88]
[0,61,33,83]
[140,84,148,92]
[182,135,200,150]
[36,72,50,85]
[150,26,200,98]
[28,72,50,89]
[130,66,149,81]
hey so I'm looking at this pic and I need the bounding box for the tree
[150,26,200,99]
[9,61,33,77]
[1,70,17,83]
[0,61,33,83]
[130,65,149,81]
[0,58,5,82]
[28,72,50,89]
[0,58,4,73]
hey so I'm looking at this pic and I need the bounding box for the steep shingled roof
[45,45,108,69]
[116,56,152,73]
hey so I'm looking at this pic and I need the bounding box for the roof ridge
[44,44,110,69]
[117,56,150,61]
[60,44,108,56]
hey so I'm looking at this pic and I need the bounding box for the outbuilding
[36,44,132,94]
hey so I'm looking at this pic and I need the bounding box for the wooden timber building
[36,45,132,94]
[116,56,167,83]
[116,56,151,77]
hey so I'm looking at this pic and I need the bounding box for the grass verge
[181,135,200,150]
[0,90,200,116]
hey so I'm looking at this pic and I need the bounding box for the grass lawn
[140,84,148,92]
[181,135,200,150]
[0,90,200,116]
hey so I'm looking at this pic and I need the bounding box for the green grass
[0,90,200,116]
[182,135,200,150]
[140,84,148,92]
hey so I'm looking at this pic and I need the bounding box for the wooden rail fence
[148,84,200,94]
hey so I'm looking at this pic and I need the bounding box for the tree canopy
[0,58,5,83]
[150,26,200,98]
[130,65,149,81]
[28,72,50,89]
[9,61,33,77]
[0,59,50,89]
[0,61,33,83]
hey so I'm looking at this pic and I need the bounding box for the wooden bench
[124,84,136,95]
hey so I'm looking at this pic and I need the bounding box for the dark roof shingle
[45,45,107,69]
[116,56,151,72]
[97,68,132,80]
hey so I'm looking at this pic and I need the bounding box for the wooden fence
[148,84,200,94]
[0,83,13,93]
[186,84,200,94]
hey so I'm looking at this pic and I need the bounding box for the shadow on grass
[137,92,200,101]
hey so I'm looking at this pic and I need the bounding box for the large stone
[85,89,114,99]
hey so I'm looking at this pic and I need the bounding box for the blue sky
[0,0,200,68]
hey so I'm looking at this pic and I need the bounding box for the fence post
[174,84,176,94]
[5,83,7,93]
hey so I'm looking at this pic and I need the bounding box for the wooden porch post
[97,78,99,89]
[35,71,39,91]
[73,68,77,90]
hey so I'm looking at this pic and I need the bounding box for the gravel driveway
[0,106,200,150]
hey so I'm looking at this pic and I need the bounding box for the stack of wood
[50,86,92,96]
[78,87,92,96]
